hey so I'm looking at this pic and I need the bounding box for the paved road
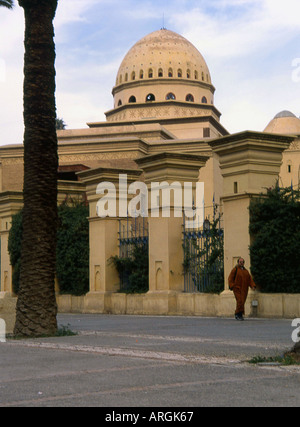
[0,314,299,408]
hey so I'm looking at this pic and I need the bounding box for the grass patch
[55,324,77,337]
[249,354,300,366]
[7,324,77,340]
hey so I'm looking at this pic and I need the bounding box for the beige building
[0,29,299,326]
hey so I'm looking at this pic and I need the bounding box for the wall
[56,291,300,319]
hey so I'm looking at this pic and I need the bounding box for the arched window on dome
[129,96,136,103]
[201,72,204,81]
[177,69,182,78]
[187,69,191,79]
[158,68,163,77]
[140,70,144,79]
[146,93,155,102]
[206,74,209,82]
[202,96,208,104]
[186,94,194,102]
[168,68,173,78]
[118,100,122,106]
[119,75,123,83]
[166,93,176,101]
[125,73,128,82]
[148,68,153,78]
[195,71,198,80]
[131,71,136,81]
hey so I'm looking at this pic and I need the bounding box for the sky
[0,0,300,146]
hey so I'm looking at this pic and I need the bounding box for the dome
[264,110,300,135]
[115,29,212,87]
[111,29,215,112]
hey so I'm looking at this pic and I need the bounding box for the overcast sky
[0,0,299,146]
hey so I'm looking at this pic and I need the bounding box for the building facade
[0,29,299,325]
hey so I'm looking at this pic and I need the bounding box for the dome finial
[161,13,166,30]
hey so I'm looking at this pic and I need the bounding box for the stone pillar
[209,131,293,291]
[77,167,143,312]
[136,153,209,314]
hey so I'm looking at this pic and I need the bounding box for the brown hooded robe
[228,266,256,315]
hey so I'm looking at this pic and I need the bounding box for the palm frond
[0,0,14,9]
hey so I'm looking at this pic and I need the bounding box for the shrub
[8,201,89,296]
[249,186,300,293]
[110,243,149,294]
[56,202,89,296]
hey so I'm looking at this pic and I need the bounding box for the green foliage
[0,0,14,9]
[110,243,149,294]
[249,186,300,293]
[56,201,89,296]
[8,210,23,294]
[8,200,89,296]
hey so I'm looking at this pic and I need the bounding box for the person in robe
[228,257,256,320]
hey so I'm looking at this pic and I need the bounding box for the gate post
[76,167,143,313]
[136,153,209,314]
[209,131,293,292]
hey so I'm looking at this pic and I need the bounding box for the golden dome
[115,29,212,87]
[264,111,300,135]
[107,29,220,124]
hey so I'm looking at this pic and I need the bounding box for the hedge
[8,201,89,296]
[249,186,300,293]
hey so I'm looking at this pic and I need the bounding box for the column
[136,152,209,314]
[77,167,143,312]
[209,131,293,290]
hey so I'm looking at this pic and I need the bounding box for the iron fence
[183,207,224,293]
[118,216,149,291]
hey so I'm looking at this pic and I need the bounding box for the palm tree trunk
[14,0,58,337]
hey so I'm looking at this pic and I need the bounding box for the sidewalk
[0,314,299,407]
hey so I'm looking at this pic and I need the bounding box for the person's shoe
[235,313,244,321]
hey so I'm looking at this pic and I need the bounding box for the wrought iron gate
[118,216,149,292]
[183,209,224,293]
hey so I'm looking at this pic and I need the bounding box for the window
[186,94,194,102]
[129,96,136,103]
[148,68,153,78]
[187,69,191,79]
[146,93,155,102]
[234,182,238,194]
[288,164,292,173]
[118,100,122,106]
[168,68,173,78]
[140,70,144,79]
[158,68,163,77]
[203,128,210,138]
[177,69,182,78]
[195,71,198,80]
[166,93,176,100]
[125,73,128,82]
[131,71,136,81]
[202,96,208,104]
[201,72,204,81]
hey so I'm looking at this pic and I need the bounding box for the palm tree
[0,0,14,8]
[13,0,59,336]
